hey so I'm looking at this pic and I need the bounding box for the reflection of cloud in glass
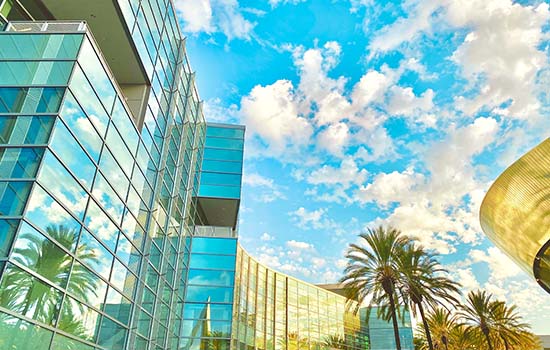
[26,186,76,226]
[84,200,118,249]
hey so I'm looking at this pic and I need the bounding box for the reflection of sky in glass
[25,185,81,234]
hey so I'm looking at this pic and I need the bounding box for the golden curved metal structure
[480,138,550,293]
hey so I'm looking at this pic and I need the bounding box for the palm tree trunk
[387,290,402,350]
[417,302,434,350]
[483,330,493,350]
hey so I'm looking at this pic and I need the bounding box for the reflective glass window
[77,228,113,280]
[0,311,54,350]
[0,263,62,325]
[203,148,243,162]
[97,316,128,349]
[69,66,109,136]
[205,137,244,150]
[92,173,124,224]
[198,185,241,199]
[111,97,139,154]
[0,87,64,113]
[104,286,132,325]
[11,221,73,289]
[106,126,134,176]
[58,295,101,342]
[0,180,32,216]
[0,61,74,86]
[49,119,96,188]
[206,127,244,139]
[120,210,145,251]
[115,232,141,274]
[200,172,241,186]
[0,116,55,145]
[99,148,130,200]
[0,219,18,257]
[84,199,118,251]
[77,38,116,113]
[185,285,234,303]
[202,160,242,174]
[37,151,88,219]
[25,185,81,251]
[0,34,83,59]
[110,258,136,299]
[180,320,232,338]
[67,259,107,310]
[183,303,233,320]
[59,91,103,162]
[191,237,237,255]
[0,147,44,178]
[188,269,235,287]
[189,254,236,270]
[51,333,94,350]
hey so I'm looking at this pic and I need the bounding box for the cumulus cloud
[243,172,286,202]
[175,0,256,40]
[289,207,337,230]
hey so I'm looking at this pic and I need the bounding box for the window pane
[198,185,241,199]
[0,181,32,216]
[0,61,74,86]
[69,67,109,136]
[0,34,83,59]
[0,87,64,113]
[203,148,243,162]
[206,127,244,139]
[0,311,53,350]
[49,120,96,188]
[191,237,237,255]
[25,185,81,251]
[84,199,118,250]
[0,147,44,178]
[0,219,18,257]
[97,316,128,349]
[0,116,55,145]
[67,259,107,310]
[185,285,234,303]
[51,333,94,350]
[205,137,244,150]
[11,221,73,288]
[58,295,101,342]
[104,286,132,325]
[200,172,241,186]
[188,269,235,287]
[183,303,233,320]
[202,160,242,174]
[77,228,113,281]
[0,263,63,325]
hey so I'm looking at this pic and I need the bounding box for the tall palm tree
[396,244,461,350]
[458,290,499,350]
[416,308,455,350]
[339,226,411,350]
[490,300,539,350]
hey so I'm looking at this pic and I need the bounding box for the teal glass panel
[203,148,243,162]
[189,254,236,270]
[187,269,235,287]
[110,258,136,299]
[58,295,102,342]
[104,286,132,325]
[0,180,32,215]
[0,87,64,113]
[0,311,54,350]
[97,316,128,349]
[84,199,118,251]
[180,319,232,337]
[92,172,124,224]
[49,119,96,188]
[0,219,18,257]
[191,237,237,255]
[37,151,89,219]
[0,34,83,59]
[105,125,134,176]
[77,39,116,113]
[198,184,241,199]
[67,259,107,310]
[0,147,44,178]
[98,148,130,199]
[202,159,242,174]
[24,185,82,250]
[77,228,113,280]
[0,263,63,325]
[183,303,233,320]
[200,172,241,186]
[69,66,109,136]
[111,97,139,154]
[206,127,244,139]
[11,221,73,289]
[205,137,244,150]
[59,91,103,162]
[51,333,95,350]
[0,61,74,86]
[0,116,55,145]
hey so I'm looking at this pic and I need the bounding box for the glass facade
[364,307,413,350]
[480,138,550,294]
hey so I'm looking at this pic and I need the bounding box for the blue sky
[175,0,550,333]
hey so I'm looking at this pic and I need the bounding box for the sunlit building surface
[480,138,550,293]
[0,1,412,349]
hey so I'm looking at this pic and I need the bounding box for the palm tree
[0,225,100,337]
[458,290,499,350]
[339,226,411,350]
[416,308,455,350]
[490,300,539,350]
[323,334,349,350]
[396,244,461,350]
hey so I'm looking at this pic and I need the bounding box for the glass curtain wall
[0,4,206,349]
[233,246,369,350]
[363,307,413,350]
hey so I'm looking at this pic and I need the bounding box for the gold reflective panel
[234,245,369,350]
[480,138,550,292]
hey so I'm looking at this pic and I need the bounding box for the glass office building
[0,1,413,350]
[480,138,550,294]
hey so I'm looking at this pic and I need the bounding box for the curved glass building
[480,138,550,293]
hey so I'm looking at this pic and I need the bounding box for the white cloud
[243,172,286,202]
[286,240,313,250]
[307,157,368,188]
[203,97,239,123]
[175,0,256,40]
[357,168,424,207]
[260,232,275,241]
[268,0,305,8]
[469,247,521,280]
[289,207,337,230]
